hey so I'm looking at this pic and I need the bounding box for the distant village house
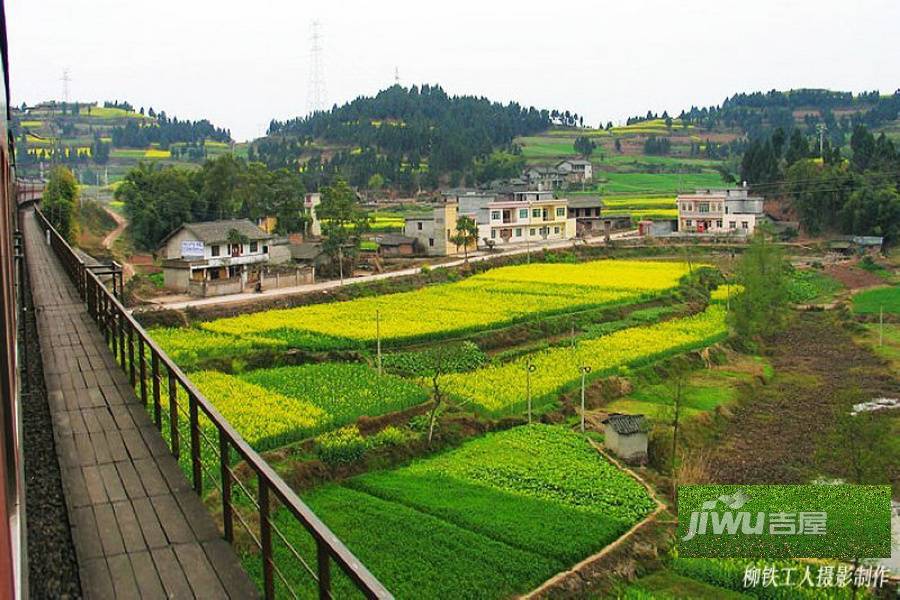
[676,187,764,235]
[158,219,272,296]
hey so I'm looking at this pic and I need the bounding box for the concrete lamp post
[579,365,592,433]
[525,359,537,423]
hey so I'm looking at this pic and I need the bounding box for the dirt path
[100,205,135,279]
[101,204,126,249]
[708,312,900,484]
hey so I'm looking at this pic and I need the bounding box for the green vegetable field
[246,425,655,598]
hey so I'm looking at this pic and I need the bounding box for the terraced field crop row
[199,260,693,347]
[247,425,655,599]
[443,304,728,414]
[185,364,427,451]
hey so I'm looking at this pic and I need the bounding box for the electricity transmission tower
[307,21,326,114]
[61,69,71,104]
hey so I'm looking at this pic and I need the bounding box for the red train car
[0,0,26,596]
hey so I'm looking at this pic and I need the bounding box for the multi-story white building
[676,187,764,235]
[304,192,322,237]
[482,190,576,246]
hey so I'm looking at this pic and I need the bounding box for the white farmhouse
[159,219,272,295]
[482,189,575,247]
[676,187,764,235]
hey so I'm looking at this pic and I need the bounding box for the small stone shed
[601,413,650,464]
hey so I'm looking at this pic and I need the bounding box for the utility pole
[525,358,536,424]
[579,365,592,433]
[816,123,827,157]
[394,67,400,86]
[376,309,382,375]
[338,244,344,284]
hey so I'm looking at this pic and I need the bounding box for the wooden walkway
[23,209,259,599]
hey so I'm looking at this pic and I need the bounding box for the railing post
[189,394,202,495]
[128,323,136,387]
[168,366,179,458]
[219,430,233,543]
[150,348,160,422]
[151,351,162,429]
[138,337,147,406]
[108,298,119,354]
[103,292,111,348]
[86,276,94,320]
[259,477,275,600]
[317,538,332,600]
[118,310,126,370]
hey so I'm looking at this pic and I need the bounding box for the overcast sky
[8,0,900,141]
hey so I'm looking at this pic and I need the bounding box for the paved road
[139,230,639,312]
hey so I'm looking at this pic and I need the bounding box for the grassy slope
[852,285,900,315]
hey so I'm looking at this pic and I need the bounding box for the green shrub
[371,425,414,448]
[382,341,487,375]
[787,270,843,303]
[316,426,369,465]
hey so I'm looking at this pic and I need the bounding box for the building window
[519,208,528,219]
[447,229,451,241]
[428,238,434,247]
[491,210,501,220]
[490,229,496,239]
[686,220,692,227]
[532,209,541,218]
[211,244,220,257]
[729,221,736,229]
[554,226,560,234]
[417,222,423,231]
[209,268,220,280]
[555,207,565,217]
[742,221,749,229]
[529,228,535,236]
[716,220,723,228]
[699,203,709,213]
[515,228,522,237]
[250,241,258,253]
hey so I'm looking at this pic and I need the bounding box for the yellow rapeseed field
[200,260,696,344]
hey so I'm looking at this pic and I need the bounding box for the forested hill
[256,85,571,188]
[13,100,235,182]
[628,89,900,143]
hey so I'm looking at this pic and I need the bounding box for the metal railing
[32,207,391,600]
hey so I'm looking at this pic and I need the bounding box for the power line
[306,21,326,115]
